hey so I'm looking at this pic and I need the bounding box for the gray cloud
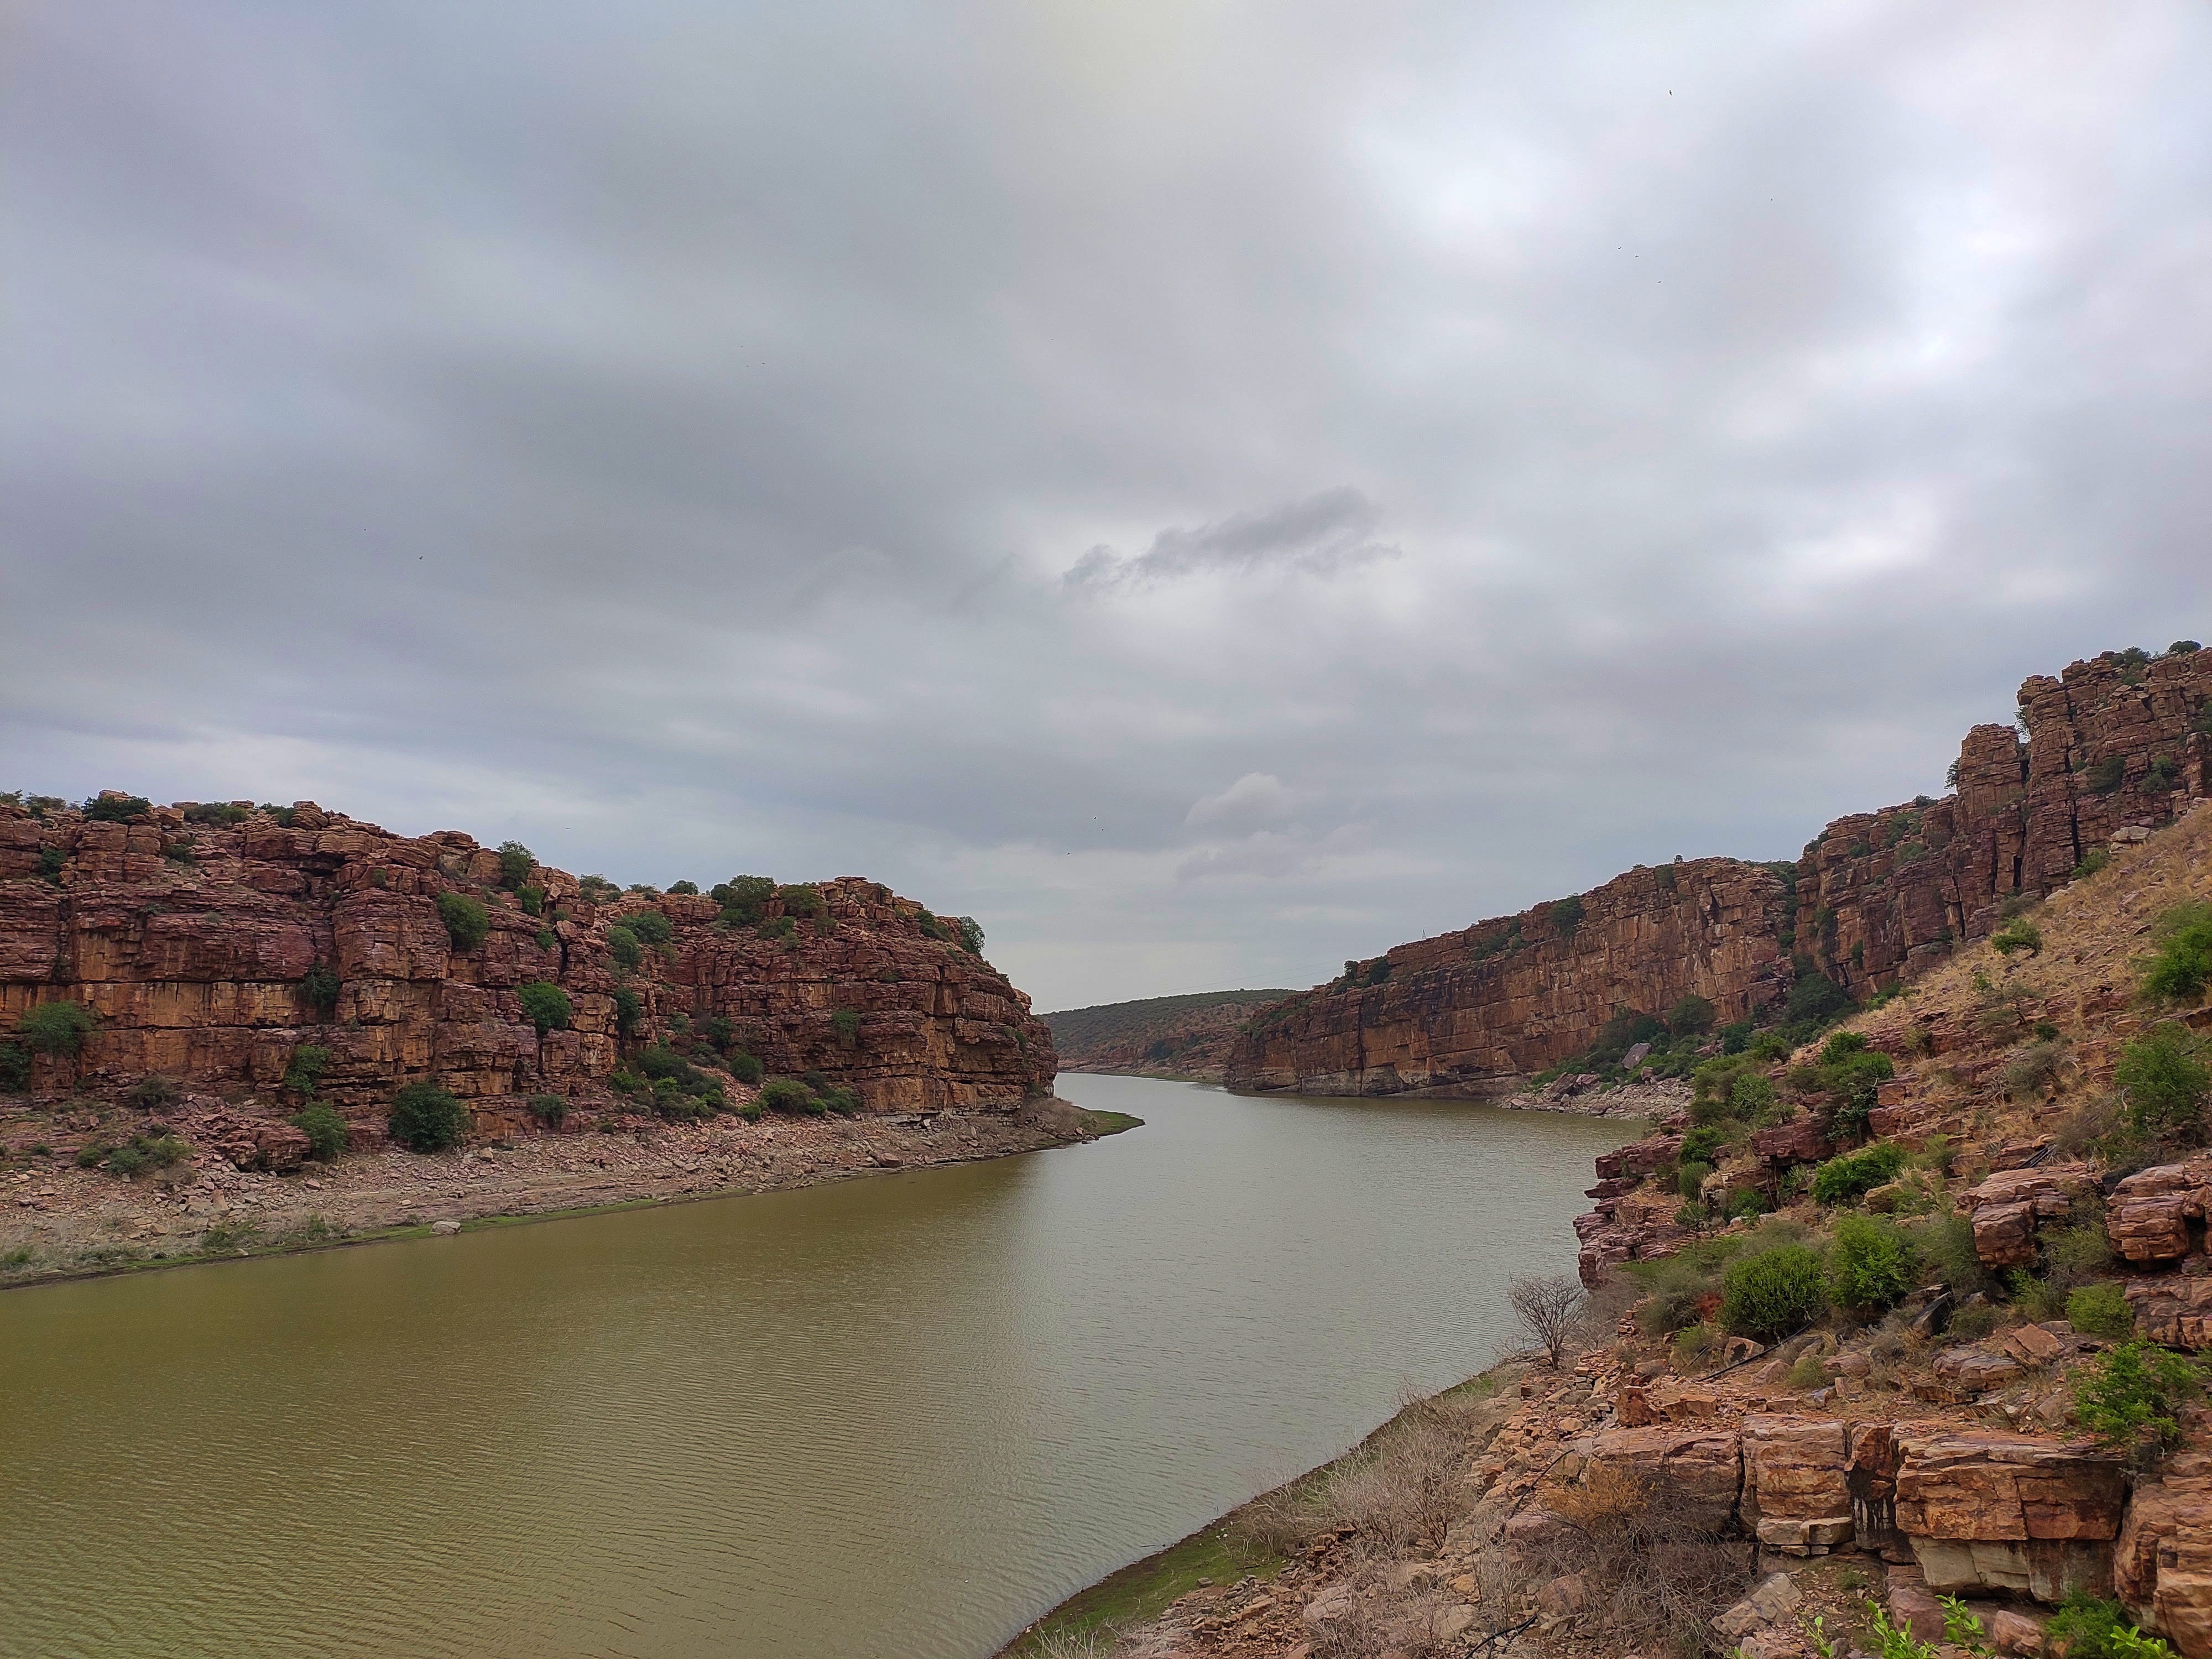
[1066,488,1397,590]
[4,2,2210,1010]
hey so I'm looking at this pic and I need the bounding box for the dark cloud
[4,2,2210,1009]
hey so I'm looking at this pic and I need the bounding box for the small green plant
[2140,900,2212,1003]
[2073,1338,2205,1455]
[1992,919,2044,956]
[517,884,544,916]
[535,927,555,950]
[1720,1244,1828,1342]
[1787,1350,1829,1390]
[1671,1321,1717,1370]
[627,910,673,947]
[1811,1142,1907,1205]
[17,1001,97,1066]
[300,963,341,1017]
[711,874,776,926]
[578,874,620,902]
[2067,1282,2135,1339]
[125,1073,181,1110]
[1677,1160,1715,1199]
[2073,848,2112,880]
[389,1081,469,1153]
[496,841,535,889]
[517,982,573,1036]
[2115,1023,2209,1141]
[2044,1595,2176,1659]
[291,1103,347,1161]
[1940,1595,1992,1655]
[612,985,643,1035]
[758,1078,824,1116]
[1550,894,1585,935]
[1867,1601,1939,1659]
[283,1044,330,1098]
[728,1051,764,1084]
[76,1140,110,1168]
[38,846,65,881]
[527,1094,568,1129]
[2084,755,2127,795]
[668,880,699,895]
[437,891,489,951]
[102,1133,187,1179]
[954,915,986,954]
[1827,1214,1917,1316]
[831,1008,862,1045]
[161,839,196,864]
[1725,1187,1771,1222]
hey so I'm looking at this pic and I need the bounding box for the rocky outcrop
[1227,858,1793,1094]
[2109,1159,2212,1265]
[1225,646,2212,1098]
[2116,1453,2212,1659]
[1892,1430,2127,1600]
[0,799,1056,1141]
[1042,989,1293,1082]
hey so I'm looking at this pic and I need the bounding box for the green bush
[2115,1024,2209,1141]
[2073,1338,2205,1454]
[956,916,985,954]
[606,925,643,971]
[496,841,535,889]
[1827,1215,1916,1315]
[0,1041,33,1092]
[300,963,341,1017]
[667,880,698,896]
[183,801,249,826]
[831,1009,861,1045]
[1720,1244,1828,1342]
[1677,1160,1715,1199]
[1992,920,2044,956]
[627,910,673,946]
[758,1078,824,1116]
[437,891,489,951]
[535,927,555,951]
[126,1073,181,1110]
[728,1051,764,1084]
[2067,1282,2135,1340]
[389,1082,468,1153]
[612,985,643,1035]
[1550,895,1585,935]
[711,874,776,926]
[1667,994,1715,1035]
[292,1104,347,1161]
[2141,900,2212,1003]
[2044,1593,2176,1659]
[1731,1072,1778,1120]
[517,884,544,916]
[528,1094,568,1129]
[102,1133,187,1178]
[38,847,64,881]
[1812,1142,1907,1205]
[284,1044,330,1098]
[17,1000,97,1058]
[578,874,620,902]
[1726,1188,1771,1222]
[517,982,572,1036]
[82,794,151,822]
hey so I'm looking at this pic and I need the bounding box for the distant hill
[1042,990,1295,1081]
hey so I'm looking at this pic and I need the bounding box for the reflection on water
[0,1076,1631,1659]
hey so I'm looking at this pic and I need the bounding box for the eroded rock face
[1576,1425,1744,1533]
[1961,1166,2093,1268]
[1893,1430,2127,1601]
[2115,1453,2212,1659]
[1225,650,2212,1097]
[2107,1159,2212,1265]
[1740,1415,1854,1551]
[0,802,1057,1131]
[2126,1277,2212,1350]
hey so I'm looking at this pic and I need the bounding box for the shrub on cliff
[284,1044,330,1098]
[0,1042,32,1093]
[1784,971,1853,1031]
[300,963,341,1018]
[711,875,776,926]
[1825,1215,1916,1316]
[2115,1024,2209,1142]
[437,891,489,951]
[831,1009,861,1046]
[728,1051,764,1085]
[2067,1282,2135,1340]
[956,916,985,955]
[517,885,545,916]
[17,1000,97,1059]
[2140,900,2212,1003]
[627,910,673,947]
[1666,994,1715,1036]
[1550,895,1584,936]
[81,794,151,822]
[496,841,535,889]
[612,985,643,1035]
[1811,1142,1906,1206]
[517,982,572,1036]
[667,880,699,896]
[291,1103,347,1161]
[1992,919,2044,956]
[389,1082,468,1153]
[758,1078,825,1116]
[528,1094,567,1129]
[2073,1339,2205,1457]
[1720,1245,1827,1342]
[606,925,642,971]
[778,884,826,919]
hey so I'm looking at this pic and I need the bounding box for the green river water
[0,1074,1631,1658]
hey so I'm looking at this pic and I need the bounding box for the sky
[4,2,2211,1013]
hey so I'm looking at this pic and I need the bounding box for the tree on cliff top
[496,841,535,889]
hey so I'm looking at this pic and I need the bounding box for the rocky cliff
[1227,646,2212,1096]
[0,797,1056,1142]
[1044,989,1295,1081]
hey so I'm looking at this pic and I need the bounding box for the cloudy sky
[5,3,2210,1011]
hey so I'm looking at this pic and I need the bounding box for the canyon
[1228,647,2212,1097]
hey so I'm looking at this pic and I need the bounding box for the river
[0,1075,1631,1659]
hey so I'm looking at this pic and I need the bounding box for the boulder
[1886,1563,1945,1642]
[2113,1453,2212,1659]
[1989,1609,2047,1656]
[1965,1168,2092,1267]
[1714,1573,1803,1639]
[2125,1277,2212,1350]
[2106,1160,2212,1264]
[1741,1415,1854,1550]
[1893,1430,2126,1602]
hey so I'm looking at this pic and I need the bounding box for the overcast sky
[5,3,2210,1011]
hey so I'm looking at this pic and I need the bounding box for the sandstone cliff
[1227,646,2212,1096]
[0,798,1056,1143]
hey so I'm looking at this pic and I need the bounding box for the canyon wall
[1227,647,2212,1097]
[0,799,1056,1139]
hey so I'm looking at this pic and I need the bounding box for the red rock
[1893,1430,2127,1602]
[1741,1415,1853,1548]
[2114,1453,2212,1659]
[1989,1610,2047,1657]
[2125,1277,2212,1349]
[2106,1159,2212,1265]
[1578,1425,1743,1533]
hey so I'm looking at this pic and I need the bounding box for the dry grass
[1525,1464,1755,1656]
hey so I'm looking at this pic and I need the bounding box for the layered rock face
[1228,858,1792,1094]
[1227,647,2212,1097]
[0,800,1056,1138]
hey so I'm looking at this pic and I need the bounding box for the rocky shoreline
[2,1095,1123,1289]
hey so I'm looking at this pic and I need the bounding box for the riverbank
[1,1096,1139,1290]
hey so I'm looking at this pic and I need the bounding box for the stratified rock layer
[0,801,1056,1138]
[1227,648,2212,1095]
